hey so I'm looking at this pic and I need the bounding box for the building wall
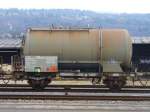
[132,43,150,72]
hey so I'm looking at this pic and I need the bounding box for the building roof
[132,37,150,44]
[0,38,22,48]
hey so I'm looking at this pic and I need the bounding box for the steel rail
[0,84,150,89]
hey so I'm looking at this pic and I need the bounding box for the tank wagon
[20,28,132,90]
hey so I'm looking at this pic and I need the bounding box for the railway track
[0,87,150,93]
[0,84,150,93]
[0,92,149,101]
[0,84,149,101]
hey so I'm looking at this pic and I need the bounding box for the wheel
[103,76,126,91]
[108,81,122,91]
[28,78,51,90]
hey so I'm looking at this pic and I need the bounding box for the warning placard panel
[25,56,58,72]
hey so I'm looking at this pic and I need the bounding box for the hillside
[0,9,150,38]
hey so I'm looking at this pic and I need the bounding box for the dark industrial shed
[0,38,22,64]
[132,38,150,72]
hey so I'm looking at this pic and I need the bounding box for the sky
[0,0,150,13]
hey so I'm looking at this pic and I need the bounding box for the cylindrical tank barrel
[23,28,132,73]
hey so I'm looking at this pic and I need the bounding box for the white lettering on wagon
[140,59,150,64]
